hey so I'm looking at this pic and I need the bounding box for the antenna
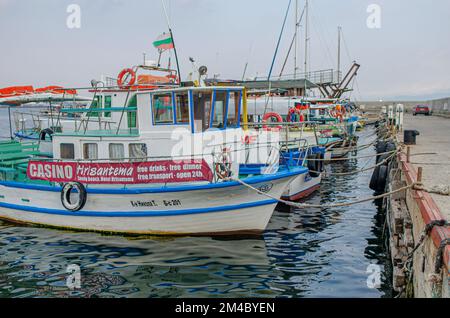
[161,0,182,84]
[267,0,292,81]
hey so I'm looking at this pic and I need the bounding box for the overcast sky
[1,0,449,100]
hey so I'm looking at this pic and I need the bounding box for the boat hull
[0,169,305,235]
[281,173,321,201]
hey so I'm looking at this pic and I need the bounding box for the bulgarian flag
[153,32,174,51]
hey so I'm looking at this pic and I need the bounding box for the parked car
[413,105,431,116]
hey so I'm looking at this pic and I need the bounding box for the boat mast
[294,0,299,81]
[304,0,309,97]
[161,0,182,84]
[337,26,342,83]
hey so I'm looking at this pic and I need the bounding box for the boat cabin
[52,86,246,161]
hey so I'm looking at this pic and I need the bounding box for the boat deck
[0,140,53,185]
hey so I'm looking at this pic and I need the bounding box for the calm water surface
[0,107,392,298]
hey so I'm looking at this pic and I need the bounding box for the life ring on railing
[39,128,54,141]
[330,107,344,122]
[117,68,136,89]
[262,112,283,131]
[215,148,232,180]
[166,74,179,84]
[61,182,87,212]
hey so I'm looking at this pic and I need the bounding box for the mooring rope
[306,150,397,162]
[310,151,398,177]
[327,134,393,153]
[229,177,416,209]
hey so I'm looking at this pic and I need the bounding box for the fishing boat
[0,84,307,235]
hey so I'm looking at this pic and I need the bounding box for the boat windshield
[193,91,213,132]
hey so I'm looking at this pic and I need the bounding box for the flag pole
[161,0,182,85]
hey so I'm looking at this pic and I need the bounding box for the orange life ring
[262,112,283,131]
[117,68,136,89]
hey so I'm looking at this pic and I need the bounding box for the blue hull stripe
[0,199,278,217]
[0,167,307,194]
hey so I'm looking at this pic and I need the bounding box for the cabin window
[104,95,112,118]
[89,96,102,117]
[153,93,174,124]
[211,91,227,129]
[109,143,124,160]
[192,91,212,132]
[127,95,137,128]
[83,143,98,160]
[129,143,147,161]
[227,91,241,128]
[60,143,75,159]
[175,92,190,124]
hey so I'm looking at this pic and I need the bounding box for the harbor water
[0,107,393,298]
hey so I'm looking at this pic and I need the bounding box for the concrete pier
[400,114,450,221]
[385,113,449,298]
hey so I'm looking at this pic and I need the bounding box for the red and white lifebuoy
[166,74,179,84]
[262,112,283,131]
[117,68,136,89]
[330,106,344,123]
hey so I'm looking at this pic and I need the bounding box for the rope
[435,238,450,273]
[327,134,394,153]
[401,219,450,292]
[306,150,396,162]
[228,176,415,209]
[310,151,397,177]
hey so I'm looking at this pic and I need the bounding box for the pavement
[399,113,450,221]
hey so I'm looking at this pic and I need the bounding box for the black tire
[385,142,396,153]
[314,153,324,176]
[307,156,320,178]
[39,128,54,141]
[61,182,87,211]
[376,141,387,154]
[376,165,388,192]
[317,153,325,173]
[369,166,380,191]
[376,153,390,165]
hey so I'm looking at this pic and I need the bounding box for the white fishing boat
[0,84,307,235]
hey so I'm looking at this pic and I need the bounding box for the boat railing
[247,121,320,146]
[251,69,342,85]
[30,140,283,162]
